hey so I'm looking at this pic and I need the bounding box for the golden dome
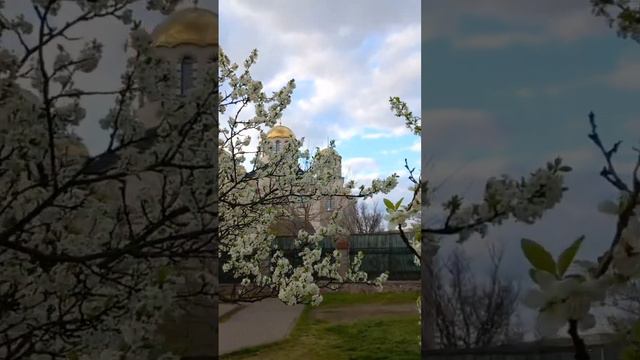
[266,125,295,139]
[151,8,218,48]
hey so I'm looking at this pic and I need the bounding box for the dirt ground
[320,281,420,294]
[311,303,418,324]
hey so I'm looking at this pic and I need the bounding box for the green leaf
[557,235,585,276]
[529,268,538,284]
[383,198,395,211]
[521,238,557,276]
[559,165,572,172]
[394,197,404,210]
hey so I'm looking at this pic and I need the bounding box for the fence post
[335,235,350,277]
[387,239,391,277]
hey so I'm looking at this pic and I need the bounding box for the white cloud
[351,172,381,184]
[343,157,379,182]
[378,140,420,155]
[220,1,420,152]
[362,132,392,139]
[410,140,420,152]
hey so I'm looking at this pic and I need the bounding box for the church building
[138,6,353,238]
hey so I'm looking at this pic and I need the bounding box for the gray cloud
[425,0,612,49]
[423,108,508,163]
[224,0,419,45]
[606,56,640,90]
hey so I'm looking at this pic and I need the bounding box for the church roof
[151,7,218,48]
[266,125,295,139]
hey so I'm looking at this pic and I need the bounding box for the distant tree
[340,200,385,234]
[604,281,640,357]
[609,280,640,323]
[431,245,522,349]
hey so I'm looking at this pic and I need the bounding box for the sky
[423,0,640,338]
[219,0,421,218]
[2,0,418,212]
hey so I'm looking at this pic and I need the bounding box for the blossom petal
[534,270,557,291]
[553,277,581,299]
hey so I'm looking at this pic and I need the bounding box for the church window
[326,197,333,211]
[180,56,195,95]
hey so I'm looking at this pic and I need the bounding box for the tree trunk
[568,320,590,360]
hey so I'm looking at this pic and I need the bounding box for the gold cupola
[151,7,218,48]
[266,125,295,139]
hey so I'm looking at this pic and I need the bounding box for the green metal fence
[349,232,420,280]
[220,232,420,283]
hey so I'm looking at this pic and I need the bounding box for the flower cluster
[523,267,612,336]
[218,48,398,307]
[521,195,640,338]
[435,159,569,243]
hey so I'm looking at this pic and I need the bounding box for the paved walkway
[219,302,242,318]
[219,298,304,356]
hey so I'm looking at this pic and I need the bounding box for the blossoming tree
[217,48,399,305]
[384,97,572,352]
[0,0,230,358]
[0,1,400,358]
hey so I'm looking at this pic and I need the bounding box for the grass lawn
[221,291,420,360]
